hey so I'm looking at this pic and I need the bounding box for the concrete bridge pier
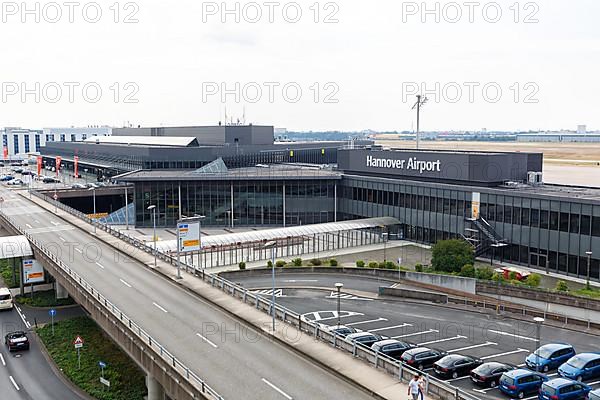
[147,374,165,400]
[55,282,69,299]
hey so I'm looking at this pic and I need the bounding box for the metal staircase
[463,217,508,257]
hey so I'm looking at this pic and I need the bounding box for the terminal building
[39,124,600,282]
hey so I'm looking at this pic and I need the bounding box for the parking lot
[250,286,600,400]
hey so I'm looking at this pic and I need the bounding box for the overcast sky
[1,0,598,132]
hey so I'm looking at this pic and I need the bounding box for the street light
[88,187,97,233]
[586,251,593,290]
[382,231,388,263]
[335,283,343,326]
[147,205,157,268]
[264,240,277,332]
[533,317,545,373]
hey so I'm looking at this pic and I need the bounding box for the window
[560,212,570,232]
[70,134,76,141]
[570,214,580,234]
[24,135,30,153]
[531,209,540,227]
[581,215,591,236]
[34,134,40,151]
[60,134,65,142]
[594,217,600,237]
[13,134,19,154]
[540,210,549,229]
[550,211,559,231]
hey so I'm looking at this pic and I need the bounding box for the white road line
[447,376,472,382]
[25,223,32,229]
[523,396,537,400]
[346,318,388,327]
[0,353,5,366]
[481,348,530,360]
[261,378,292,399]
[14,306,30,329]
[9,376,19,391]
[392,329,439,339]
[96,262,105,270]
[119,279,131,288]
[196,333,218,349]
[284,280,318,283]
[488,330,539,342]
[419,335,467,346]
[369,324,412,333]
[448,342,497,353]
[153,302,168,313]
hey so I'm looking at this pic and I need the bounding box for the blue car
[539,378,591,400]
[559,353,600,382]
[526,343,576,373]
[499,369,548,399]
[0,175,14,182]
[589,389,600,400]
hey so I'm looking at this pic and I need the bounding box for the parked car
[434,354,483,379]
[42,176,59,184]
[589,389,600,400]
[5,331,29,352]
[500,369,548,399]
[86,182,99,189]
[526,343,576,373]
[326,325,357,338]
[0,175,14,182]
[558,353,600,382]
[71,183,86,189]
[20,170,33,176]
[0,288,13,311]
[344,332,384,348]
[7,179,24,186]
[470,362,516,388]
[539,378,591,400]
[401,347,447,371]
[371,339,416,360]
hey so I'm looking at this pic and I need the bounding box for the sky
[1,0,599,132]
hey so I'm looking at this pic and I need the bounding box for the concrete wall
[379,287,448,303]
[404,272,477,294]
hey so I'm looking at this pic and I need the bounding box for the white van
[0,288,13,310]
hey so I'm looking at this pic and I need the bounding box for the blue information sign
[49,309,57,317]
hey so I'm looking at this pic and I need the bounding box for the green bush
[492,272,505,283]
[459,264,475,278]
[267,260,273,268]
[238,262,246,270]
[384,261,397,270]
[525,273,541,288]
[356,260,365,268]
[368,261,379,269]
[556,280,569,292]
[475,267,494,281]
[310,258,322,266]
[431,239,475,273]
[292,258,303,267]
[415,264,424,273]
[275,260,286,268]
[16,290,75,308]
[0,259,19,289]
[329,259,338,267]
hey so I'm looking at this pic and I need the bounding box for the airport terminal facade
[40,125,600,280]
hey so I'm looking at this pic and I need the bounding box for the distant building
[43,127,112,144]
[517,133,600,143]
[578,125,587,135]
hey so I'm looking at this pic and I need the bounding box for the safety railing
[0,211,224,400]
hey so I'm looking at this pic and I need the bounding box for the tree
[431,239,475,273]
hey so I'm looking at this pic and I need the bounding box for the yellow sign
[290,150,294,157]
[183,239,200,248]
[88,213,109,219]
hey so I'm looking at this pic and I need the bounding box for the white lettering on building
[366,155,442,174]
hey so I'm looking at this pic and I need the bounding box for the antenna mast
[411,95,428,150]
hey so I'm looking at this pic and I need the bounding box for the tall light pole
[335,283,343,326]
[586,251,593,290]
[264,240,277,332]
[89,187,97,233]
[382,231,388,263]
[147,205,157,268]
[534,317,544,373]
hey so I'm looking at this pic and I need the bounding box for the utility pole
[412,95,428,150]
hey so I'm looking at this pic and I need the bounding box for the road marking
[481,348,530,360]
[419,335,467,346]
[284,280,318,283]
[9,376,19,391]
[119,279,131,288]
[392,329,439,339]
[14,306,30,329]
[447,376,472,382]
[196,333,218,349]
[327,292,373,301]
[369,324,412,333]
[25,223,32,229]
[488,330,539,342]
[254,289,284,298]
[448,342,497,353]
[261,378,292,399]
[96,262,105,270]
[346,318,388,327]
[59,236,65,242]
[152,302,168,313]
[0,353,5,366]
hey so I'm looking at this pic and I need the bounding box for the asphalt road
[0,306,84,400]
[231,273,600,400]
[0,187,377,400]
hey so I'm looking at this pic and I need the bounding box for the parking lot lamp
[586,251,593,290]
[533,317,544,373]
[147,205,157,268]
[264,241,277,332]
[335,283,343,326]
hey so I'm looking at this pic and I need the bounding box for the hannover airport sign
[366,155,442,174]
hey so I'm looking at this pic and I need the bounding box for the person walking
[418,374,426,400]
[408,375,420,400]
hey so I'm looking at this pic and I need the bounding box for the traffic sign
[100,377,110,387]
[53,193,58,201]
[99,361,107,369]
[73,336,84,349]
[49,309,56,317]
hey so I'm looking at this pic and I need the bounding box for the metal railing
[0,210,223,400]
[29,190,482,399]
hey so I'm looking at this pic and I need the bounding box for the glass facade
[13,134,19,154]
[134,179,336,228]
[24,135,30,153]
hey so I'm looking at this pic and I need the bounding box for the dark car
[371,339,416,360]
[5,331,29,352]
[42,176,59,183]
[434,354,483,379]
[344,332,384,348]
[470,362,516,388]
[327,325,357,338]
[401,347,447,371]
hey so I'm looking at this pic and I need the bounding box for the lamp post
[382,231,388,263]
[147,205,157,268]
[264,240,277,332]
[88,187,97,233]
[586,251,593,290]
[533,317,544,373]
[335,283,343,326]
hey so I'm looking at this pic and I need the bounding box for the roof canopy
[155,217,399,252]
[0,236,33,259]
[84,136,199,147]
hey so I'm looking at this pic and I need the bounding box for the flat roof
[84,136,199,147]
[0,236,33,259]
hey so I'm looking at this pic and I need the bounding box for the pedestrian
[418,373,425,400]
[408,374,420,400]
